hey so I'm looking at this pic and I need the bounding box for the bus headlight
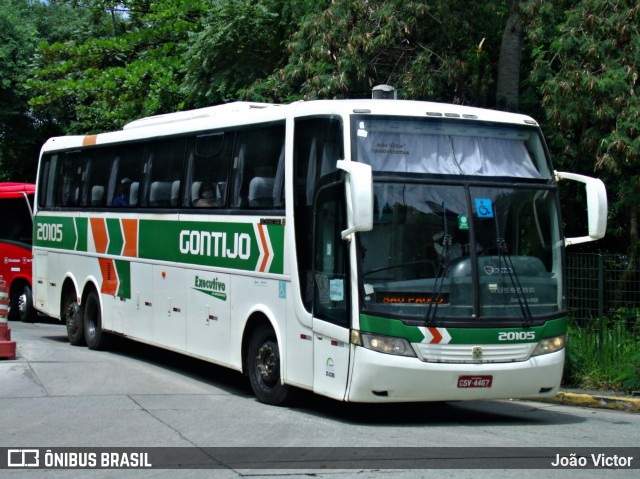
[352,331,416,357]
[531,334,566,357]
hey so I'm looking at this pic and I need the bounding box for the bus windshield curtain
[357,133,542,178]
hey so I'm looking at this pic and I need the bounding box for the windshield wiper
[493,209,533,327]
[425,202,451,325]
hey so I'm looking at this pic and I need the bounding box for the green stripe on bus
[106,218,124,256]
[34,216,285,275]
[266,223,285,273]
[75,217,88,251]
[114,260,131,299]
[359,314,567,344]
[138,219,284,274]
[34,216,77,250]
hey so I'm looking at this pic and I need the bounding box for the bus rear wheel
[247,325,293,406]
[83,290,109,350]
[63,293,85,346]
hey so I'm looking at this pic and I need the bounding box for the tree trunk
[496,1,523,111]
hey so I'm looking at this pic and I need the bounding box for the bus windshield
[353,116,552,179]
[353,117,563,322]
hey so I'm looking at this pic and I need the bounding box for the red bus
[0,182,36,322]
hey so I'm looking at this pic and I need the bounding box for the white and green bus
[33,97,607,405]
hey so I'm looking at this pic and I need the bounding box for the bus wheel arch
[242,313,293,406]
[61,278,84,346]
[9,278,36,323]
[81,285,109,350]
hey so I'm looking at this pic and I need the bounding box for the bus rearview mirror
[336,160,374,239]
[555,171,608,246]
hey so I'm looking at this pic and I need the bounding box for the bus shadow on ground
[36,321,585,427]
[101,334,255,398]
[295,392,587,427]
[103,339,587,428]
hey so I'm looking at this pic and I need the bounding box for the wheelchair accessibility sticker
[475,199,494,218]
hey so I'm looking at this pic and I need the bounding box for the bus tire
[247,324,292,406]
[11,283,36,323]
[83,289,109,350]
[63,294,85,346]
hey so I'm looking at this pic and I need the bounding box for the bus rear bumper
[346,346,564,403]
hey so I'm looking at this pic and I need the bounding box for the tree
[252,0,509,106]
[183,0,288,105]
[0,0,66,182]
[27,0,208,134]
[181,0,325,105]
[496,0,524,110]
[530,1,640,257]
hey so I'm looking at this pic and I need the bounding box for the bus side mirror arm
[555,171,608,246]
[336,160,374,240]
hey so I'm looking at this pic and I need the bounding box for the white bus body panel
[347,347,564,403]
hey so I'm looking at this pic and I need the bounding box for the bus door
[33,243,58,315]
[312,181,352,400]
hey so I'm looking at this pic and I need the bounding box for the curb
[536,391,640,413]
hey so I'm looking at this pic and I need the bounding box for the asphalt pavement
[1,317,639,477]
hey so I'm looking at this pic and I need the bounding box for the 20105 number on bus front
[498,331,536,341]
[457,375,493,388]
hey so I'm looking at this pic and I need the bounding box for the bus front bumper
[347,346,564,403]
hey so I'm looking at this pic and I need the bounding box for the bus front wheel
[247,325,292,406]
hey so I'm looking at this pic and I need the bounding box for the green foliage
[0,0,50,181]
[27,0,208,134]
[614,345,640,392]
[183,0,284,105]
[255,0,509,104]
[529,1,640,254]
[565,314,640,393]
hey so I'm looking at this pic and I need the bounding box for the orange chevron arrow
[98,258,118,295]
[121,218,138,257]
[90,218,108,254]
[428,326,443,344]
[256,224,270,273]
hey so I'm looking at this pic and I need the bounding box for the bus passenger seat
[248,177,275,207]
[171,180,181,207]
[91,185,104,206]
[150,181,172,207]
[129,182,139,206]
[191,181,202,205]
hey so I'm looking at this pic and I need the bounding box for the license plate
[457,375,493,388]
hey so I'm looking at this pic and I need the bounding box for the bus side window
[230,123,285,210]
[189,132,231,208]
[142,138,186,208]
[37,155,56,208]
[56,151,84,207]
[82,149,112,208]
[108,144,144,208]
